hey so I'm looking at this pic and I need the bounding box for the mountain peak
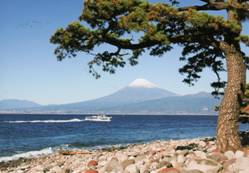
[128,78,158,88]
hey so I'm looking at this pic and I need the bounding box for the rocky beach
[1,136,249,173]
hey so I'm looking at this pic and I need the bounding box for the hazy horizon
[0,78,215,105]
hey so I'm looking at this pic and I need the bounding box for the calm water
[0,114,248,159]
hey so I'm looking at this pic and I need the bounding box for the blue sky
[0,0,248,105]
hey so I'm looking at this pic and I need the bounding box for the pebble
[124,164,139,173]
[1,138,249,173]
[87,160,98,168]
[104,157,123,172]
[84,170,98,173]
[157,167,180,173]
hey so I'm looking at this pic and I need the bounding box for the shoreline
[0,138,210,162]
[1,137,249,173]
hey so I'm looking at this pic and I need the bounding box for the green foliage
[245,83,249,98]
[50,0,249,94]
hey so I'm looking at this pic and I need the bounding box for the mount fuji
[35,79,178,112]
[0,79,219,115]
[95,78,178,104]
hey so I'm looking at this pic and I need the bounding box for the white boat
[84,114,112,122]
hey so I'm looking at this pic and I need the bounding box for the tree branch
[178,1,227,11]
[102,35,159,50]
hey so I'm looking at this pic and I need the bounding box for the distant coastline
[0,112,218,116]
[0,81,220,116]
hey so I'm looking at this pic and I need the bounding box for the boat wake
[4,118,85,123]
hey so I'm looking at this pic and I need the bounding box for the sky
[0,0,248,105]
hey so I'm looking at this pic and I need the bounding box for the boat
[84,114,112,122]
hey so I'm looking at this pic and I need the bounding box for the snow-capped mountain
[96,79,177,104]
[36,79,178,111]
[0,79,219,115]
[128,78,158,88]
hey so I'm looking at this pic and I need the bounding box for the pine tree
[50,0,249,152]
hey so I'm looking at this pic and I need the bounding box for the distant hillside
[28,79,178,112]
[0,79,220,115]
[0,99,41,110]
[1,93,219,115]
[104,92,220,115]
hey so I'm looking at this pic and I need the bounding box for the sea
[0,114,248,161]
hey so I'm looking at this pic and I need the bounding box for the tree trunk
[216,42,246,152]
